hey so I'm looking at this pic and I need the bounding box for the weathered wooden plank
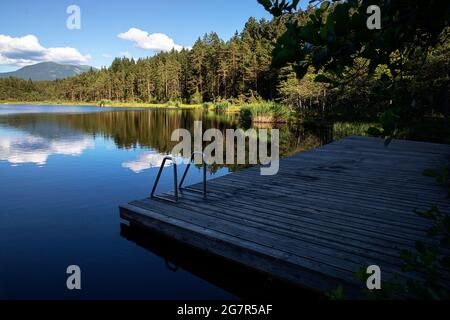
[160,191,418,263]
[130,199,375,274]
[187,181,435,232]
[135,197,429,286]
[179,185,431,229]
[210,177,449,223]
[217,171,449,209]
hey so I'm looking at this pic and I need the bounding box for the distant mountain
[0,62,96,81]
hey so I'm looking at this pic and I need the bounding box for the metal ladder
[150,152,207,202]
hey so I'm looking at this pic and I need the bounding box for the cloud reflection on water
[122,151,184,173]
[0,130,94,166]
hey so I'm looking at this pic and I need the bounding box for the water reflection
[70,108,334,174]
[122,151,183,173]
[121,222,322,300]
[0,107,333,171]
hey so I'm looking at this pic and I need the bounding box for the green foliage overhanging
[258,0,450,140]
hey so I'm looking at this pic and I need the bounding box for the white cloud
[0,34,91,67]
[119,51,132,58]
[102,53,112,58]
[118,28,185,52]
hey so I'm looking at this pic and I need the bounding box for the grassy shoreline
[0,100,244,113]
[0,100,203,109]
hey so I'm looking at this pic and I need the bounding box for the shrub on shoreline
[98,99,113,107]
[214,101,230,112]
[239,102,291,124]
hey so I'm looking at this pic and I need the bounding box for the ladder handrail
[179,151,207,199]
[150,156,178,202]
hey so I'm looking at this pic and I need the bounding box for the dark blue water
[0,104,329,299]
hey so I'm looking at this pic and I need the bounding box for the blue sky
[0,0,272,72]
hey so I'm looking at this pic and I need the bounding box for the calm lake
[0,104,332,299]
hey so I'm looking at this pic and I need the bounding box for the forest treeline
[0,17,288,104]
[0,9,448,122]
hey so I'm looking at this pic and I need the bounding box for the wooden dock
[120,136,450,297]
